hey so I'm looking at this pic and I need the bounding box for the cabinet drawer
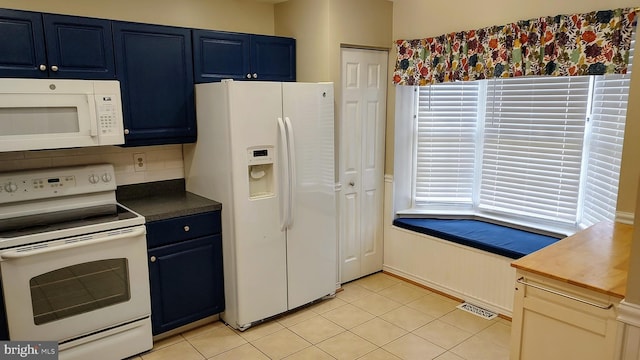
[146,211,221,248]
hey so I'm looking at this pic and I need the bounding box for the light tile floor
[129,272,511,360]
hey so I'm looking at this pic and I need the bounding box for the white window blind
[415,82,479,205]
[581,44,633,227]
[410,39,633,232]
[480,77,591,225]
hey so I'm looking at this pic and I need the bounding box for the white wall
[0,0,275,34]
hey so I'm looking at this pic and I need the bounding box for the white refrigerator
[184,80,337,330]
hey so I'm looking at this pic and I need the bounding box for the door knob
[349,181,355,186]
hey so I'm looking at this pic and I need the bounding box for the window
[396,61,632,234]
[480,76,590,227]
[414,83,479,205]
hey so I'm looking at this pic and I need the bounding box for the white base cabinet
[510,270,621,360]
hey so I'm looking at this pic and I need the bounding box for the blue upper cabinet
[0,9,46,78]
[0,9,115,79]
[113,22,196,146]
[250,35,296,82]
[43,14,115,79]
[193,30,295,83]
[193,30,251,82]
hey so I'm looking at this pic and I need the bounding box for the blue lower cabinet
[146,212,224,335]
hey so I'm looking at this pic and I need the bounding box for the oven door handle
[0,227,146,260]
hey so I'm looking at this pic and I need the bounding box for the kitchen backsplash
[0,144,184,185]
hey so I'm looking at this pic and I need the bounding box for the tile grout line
[141,273,510,360]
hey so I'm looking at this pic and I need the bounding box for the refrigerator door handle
[277,117,290,231]
[284,117,296,228]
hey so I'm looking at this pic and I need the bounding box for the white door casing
[339,48,388,283]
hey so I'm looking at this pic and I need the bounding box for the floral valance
[393,8,637,85]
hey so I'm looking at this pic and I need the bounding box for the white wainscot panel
[382,179,516,316]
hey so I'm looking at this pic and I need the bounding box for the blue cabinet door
[148,234,224,335]
[193,30,250,82]
[113,22,196,146]
[43,14,115,79]
[250,35,296,82]
[0,10,115,79]
[193,30,295,83]
[0,9,47,78]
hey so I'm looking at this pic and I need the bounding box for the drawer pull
[516,277,613,310]
[184,225,190,232]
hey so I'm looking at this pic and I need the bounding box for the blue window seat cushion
[392,218,562,259]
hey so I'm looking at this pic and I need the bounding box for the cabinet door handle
[51,65,59,72]
[150,256,157,262]
[184,225,190,232]
[39,64,47,71]
[516,277,613,310]
[124,129,130,135]
[252,73,258,79]
[246,73,252,79]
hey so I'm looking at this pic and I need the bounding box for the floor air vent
[456,302,497,320]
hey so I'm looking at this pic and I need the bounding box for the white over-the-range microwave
[0,78,125,152]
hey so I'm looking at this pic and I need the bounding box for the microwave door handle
[0,227,145,260]
[89,117,98,137]
[88,95,98,137]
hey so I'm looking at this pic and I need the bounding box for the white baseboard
[383,264,513,318]
[616,212,635,225]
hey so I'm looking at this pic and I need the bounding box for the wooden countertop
[511,221,632,298]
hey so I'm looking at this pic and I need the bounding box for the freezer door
[227,81,289,326]
[282,82,337,309]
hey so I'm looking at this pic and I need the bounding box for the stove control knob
[4,182,18,193]
[101,173,112,183]
[88,174,100,184]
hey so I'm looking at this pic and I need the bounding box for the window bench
[392,218,562,259]
[385,217,564,316]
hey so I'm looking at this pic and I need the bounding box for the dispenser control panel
[247,146,274,165]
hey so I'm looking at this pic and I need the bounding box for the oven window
[30,259,131,325]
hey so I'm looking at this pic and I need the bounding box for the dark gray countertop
[117,179,221,222]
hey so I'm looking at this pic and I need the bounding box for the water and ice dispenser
[247,146,274,199]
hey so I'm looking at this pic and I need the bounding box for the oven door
[0,225,150,342]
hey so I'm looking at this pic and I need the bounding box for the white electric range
[0,164,152,360]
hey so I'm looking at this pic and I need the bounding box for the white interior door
[339,48,387,283]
